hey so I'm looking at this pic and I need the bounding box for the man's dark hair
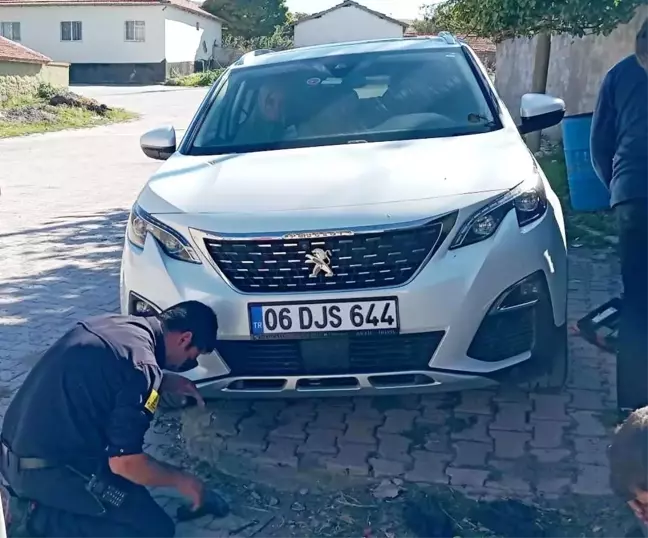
[609,406,648,500]
[637,18,648,61]
[158,301,218,353]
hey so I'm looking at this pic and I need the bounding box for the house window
[125,20,145,42]
[0,22,21,41]
[61,21,82,41]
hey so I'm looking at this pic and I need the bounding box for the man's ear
[179,331,193,348]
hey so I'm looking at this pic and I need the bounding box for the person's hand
[177,474,205,511]
[629,500,648,525]
[160,373,205,409]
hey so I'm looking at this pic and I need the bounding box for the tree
[411,4,440,35]
[202,0,289,39]
[223,26,293,52]
[429,0,642,149]
[430,0,642,42]
[289,11,310,23]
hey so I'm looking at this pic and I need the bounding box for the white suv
[121,34,569,398]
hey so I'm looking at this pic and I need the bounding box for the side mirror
[140,126,176,160]
[518,93,565,135]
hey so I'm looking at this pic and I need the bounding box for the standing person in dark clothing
[0,301,226,537]
[591,18,648,414]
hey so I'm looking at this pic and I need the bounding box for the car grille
[467,308,535,362]
[202,213,456,293]
[215,332,445,377]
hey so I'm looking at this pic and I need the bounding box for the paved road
[0,85,207,359]
[0,85,625,534]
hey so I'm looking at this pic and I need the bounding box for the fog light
[492,273,543,313]
[128,293,160,316]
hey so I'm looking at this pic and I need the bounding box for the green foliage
[223,24,293,52]
[412,4,441,34]
[166,69,226,87]
[430,0,643,41]
[36,82,59,100]
[201,0,289,39]
[288,11,309,23]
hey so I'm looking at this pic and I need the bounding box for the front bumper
[120,203,567,398]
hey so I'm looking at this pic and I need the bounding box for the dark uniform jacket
[1,315,165,515]
[591,54,648,207]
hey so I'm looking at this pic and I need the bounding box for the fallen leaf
[372,479,402,500]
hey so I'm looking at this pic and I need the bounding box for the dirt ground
[154,413,636,538]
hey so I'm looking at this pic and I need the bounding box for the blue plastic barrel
[561,112,610,212]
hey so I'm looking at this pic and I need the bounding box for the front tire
[503,321,568,392]
[530,321,568,390]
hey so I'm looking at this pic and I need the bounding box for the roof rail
[437,31,458,45]
[232,49,274,66]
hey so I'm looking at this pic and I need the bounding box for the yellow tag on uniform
[144,389,159,414]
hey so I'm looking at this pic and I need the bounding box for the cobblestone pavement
[0,86,624,534]
[181,250,621,505]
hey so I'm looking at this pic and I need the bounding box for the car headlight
[449,175,548,250]
[127,204,201,264]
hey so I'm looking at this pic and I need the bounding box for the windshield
[188,48,500,155]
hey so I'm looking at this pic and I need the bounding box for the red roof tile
[0,35,51,63]
[0,0,225,23]
[457,35,496,53]
[402,28,496,53]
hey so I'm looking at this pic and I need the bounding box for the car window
[190,48,500,154]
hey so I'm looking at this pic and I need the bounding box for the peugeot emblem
[305,248,334,278]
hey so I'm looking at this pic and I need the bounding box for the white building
[294,0,408,48]
[0,0,224,84]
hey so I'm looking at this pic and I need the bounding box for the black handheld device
[176,489,230,521]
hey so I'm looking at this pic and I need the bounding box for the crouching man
[0,301,224,537]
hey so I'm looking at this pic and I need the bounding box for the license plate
[249,298,399,337]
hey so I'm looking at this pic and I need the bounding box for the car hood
[138,128,536,232]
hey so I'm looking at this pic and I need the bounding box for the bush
[166,69,226,87]
[37,82,59,100]
[223,25,293,53]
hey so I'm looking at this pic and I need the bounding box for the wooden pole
[527,32,551,153]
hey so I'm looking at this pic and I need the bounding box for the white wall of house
[294,5,404,48]
[0,4,222,65]
[0,5,165,63]
[164,6,222,64]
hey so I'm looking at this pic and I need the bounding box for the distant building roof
[458,35,496,54]
[295,0,409,29]
[402,26,496,54]
[0,35,51,63]
[0,0,226,23]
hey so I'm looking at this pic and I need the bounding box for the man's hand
[629,500,648,525]
[160,373,205,408]
[176,475,206,511]
[110,453,205,510]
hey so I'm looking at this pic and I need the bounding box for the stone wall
[495,7,647,139]
[0,61,69,102]
[213,46,244,67]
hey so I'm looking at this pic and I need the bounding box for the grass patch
[538,148,616,246]
[0,92,137,138]
[166,69,225,87]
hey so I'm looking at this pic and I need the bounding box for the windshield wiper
[468,113,497,128]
